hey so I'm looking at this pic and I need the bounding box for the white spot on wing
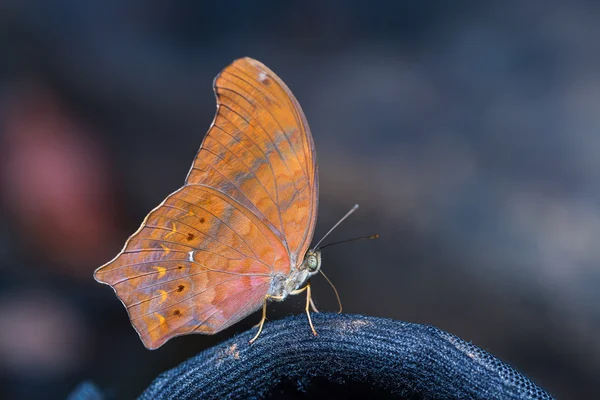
[258,71,267,83]
[188,250,195,262]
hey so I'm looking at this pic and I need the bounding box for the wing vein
[222,69,309,180]
[216,99,294,249]
[191,280,269,333]
[164,197,262,261]
[214,109,285,240]
[206,133,279,222]
[136,274,240,324]
[146,197,250,256]
[141,224,243,259]
[210,119,280,223]
[121,267,270,295]
[197,148,277,232]
[217,88,304,195]
[183,185,278,265]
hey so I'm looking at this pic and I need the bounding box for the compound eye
[307,255,318,271]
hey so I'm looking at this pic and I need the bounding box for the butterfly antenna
[320,270,342,313]
[313,204,359,250]
[318,234,379,250]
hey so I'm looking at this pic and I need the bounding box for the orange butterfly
[94,58,324,349]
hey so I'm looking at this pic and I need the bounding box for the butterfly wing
[94,58,318,349]
[188,58,318,264]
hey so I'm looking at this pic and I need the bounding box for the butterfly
[94,57,325,349]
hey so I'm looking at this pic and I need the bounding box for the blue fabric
[67,381,105,400]
[70,313,554,399]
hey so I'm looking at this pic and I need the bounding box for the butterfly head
[301,249,322,275]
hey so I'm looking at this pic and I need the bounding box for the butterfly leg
[249,294,284,344]
[309,297,319,313]
[290,282,317,337]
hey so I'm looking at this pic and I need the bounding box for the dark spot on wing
[177,285,185,292]
[199,217,205,223]
[187,233,195,241]
[173,309,181,316]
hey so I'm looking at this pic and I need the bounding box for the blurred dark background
[1,1,598,399]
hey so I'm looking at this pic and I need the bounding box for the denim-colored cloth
[67,381,105,400]
[70,313,554,399]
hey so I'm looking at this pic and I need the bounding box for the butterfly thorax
[268,250,321,300]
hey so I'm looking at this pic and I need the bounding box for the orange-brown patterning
[94,58,321,349]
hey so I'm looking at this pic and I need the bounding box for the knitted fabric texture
[137,313,553,399]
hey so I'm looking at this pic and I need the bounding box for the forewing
[186,58,319,265]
